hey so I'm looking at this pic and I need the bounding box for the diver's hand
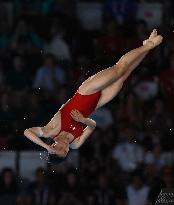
[46,145,56,154]
[70,109,85,123]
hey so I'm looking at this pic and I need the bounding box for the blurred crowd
[0,0,174,205]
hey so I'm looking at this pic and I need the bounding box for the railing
[0,150,79,179]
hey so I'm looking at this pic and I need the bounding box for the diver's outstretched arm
[70,125,96,149]
[24,127,56,154]
[70,109,96,149]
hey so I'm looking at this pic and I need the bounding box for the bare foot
[143,29,163,50]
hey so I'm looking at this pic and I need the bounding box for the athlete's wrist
[44,144,50,150]
[81,117,87,124]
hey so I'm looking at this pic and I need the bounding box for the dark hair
[0,168,18,193]
[49,154,67,164]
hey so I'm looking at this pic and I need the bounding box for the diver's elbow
[24,129,30,137]
[91,123,96,130]
[93,121,96,129]
[92,120,97,130]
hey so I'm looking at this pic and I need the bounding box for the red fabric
[57,91,101,140]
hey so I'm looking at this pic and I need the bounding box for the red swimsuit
[58,90,101,140]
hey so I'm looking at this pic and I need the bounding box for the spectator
[33,54,65,92]
[148,166,174,204]
[160,53,174,111]
[0,168,18,205]
[15,0,54,15]
[126,20,148,50]
[11,19,42,53]
[27,92,43,125]
[44,24,71,61]
[145,98,171,134]
[113,127,144,172]
[0,61,6,91]
[55,85,69,106]
[65,170,80,195]
[105,0,138,24]
[93,173,115,205]
[0,0,11,30]
[133,72,159,101]
[95,20,124,62]
[69,55,90,87]
[53,0,77,18]
[6,55,29,90]
[27,167,55,205]
[126,172,150,205]
[0,92,16,137]
[0,26,10,51]
[145,143,173,171]
[116,93,142,127]
[59,193,82,205]
[91,107,113,130]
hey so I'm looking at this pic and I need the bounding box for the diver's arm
[81,117,96,129]
[70,124,96,149]
[69,109,96,149]
[24,127,56,154]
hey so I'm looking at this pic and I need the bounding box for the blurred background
[0,0,174,205]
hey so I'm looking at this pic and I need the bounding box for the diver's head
[52,132,70,158]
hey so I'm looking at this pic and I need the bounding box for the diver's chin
[56,152,67,158]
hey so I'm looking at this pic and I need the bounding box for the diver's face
[52,142,69,157]
[52,135,69,157]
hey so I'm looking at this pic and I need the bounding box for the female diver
[24,30,163,158]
